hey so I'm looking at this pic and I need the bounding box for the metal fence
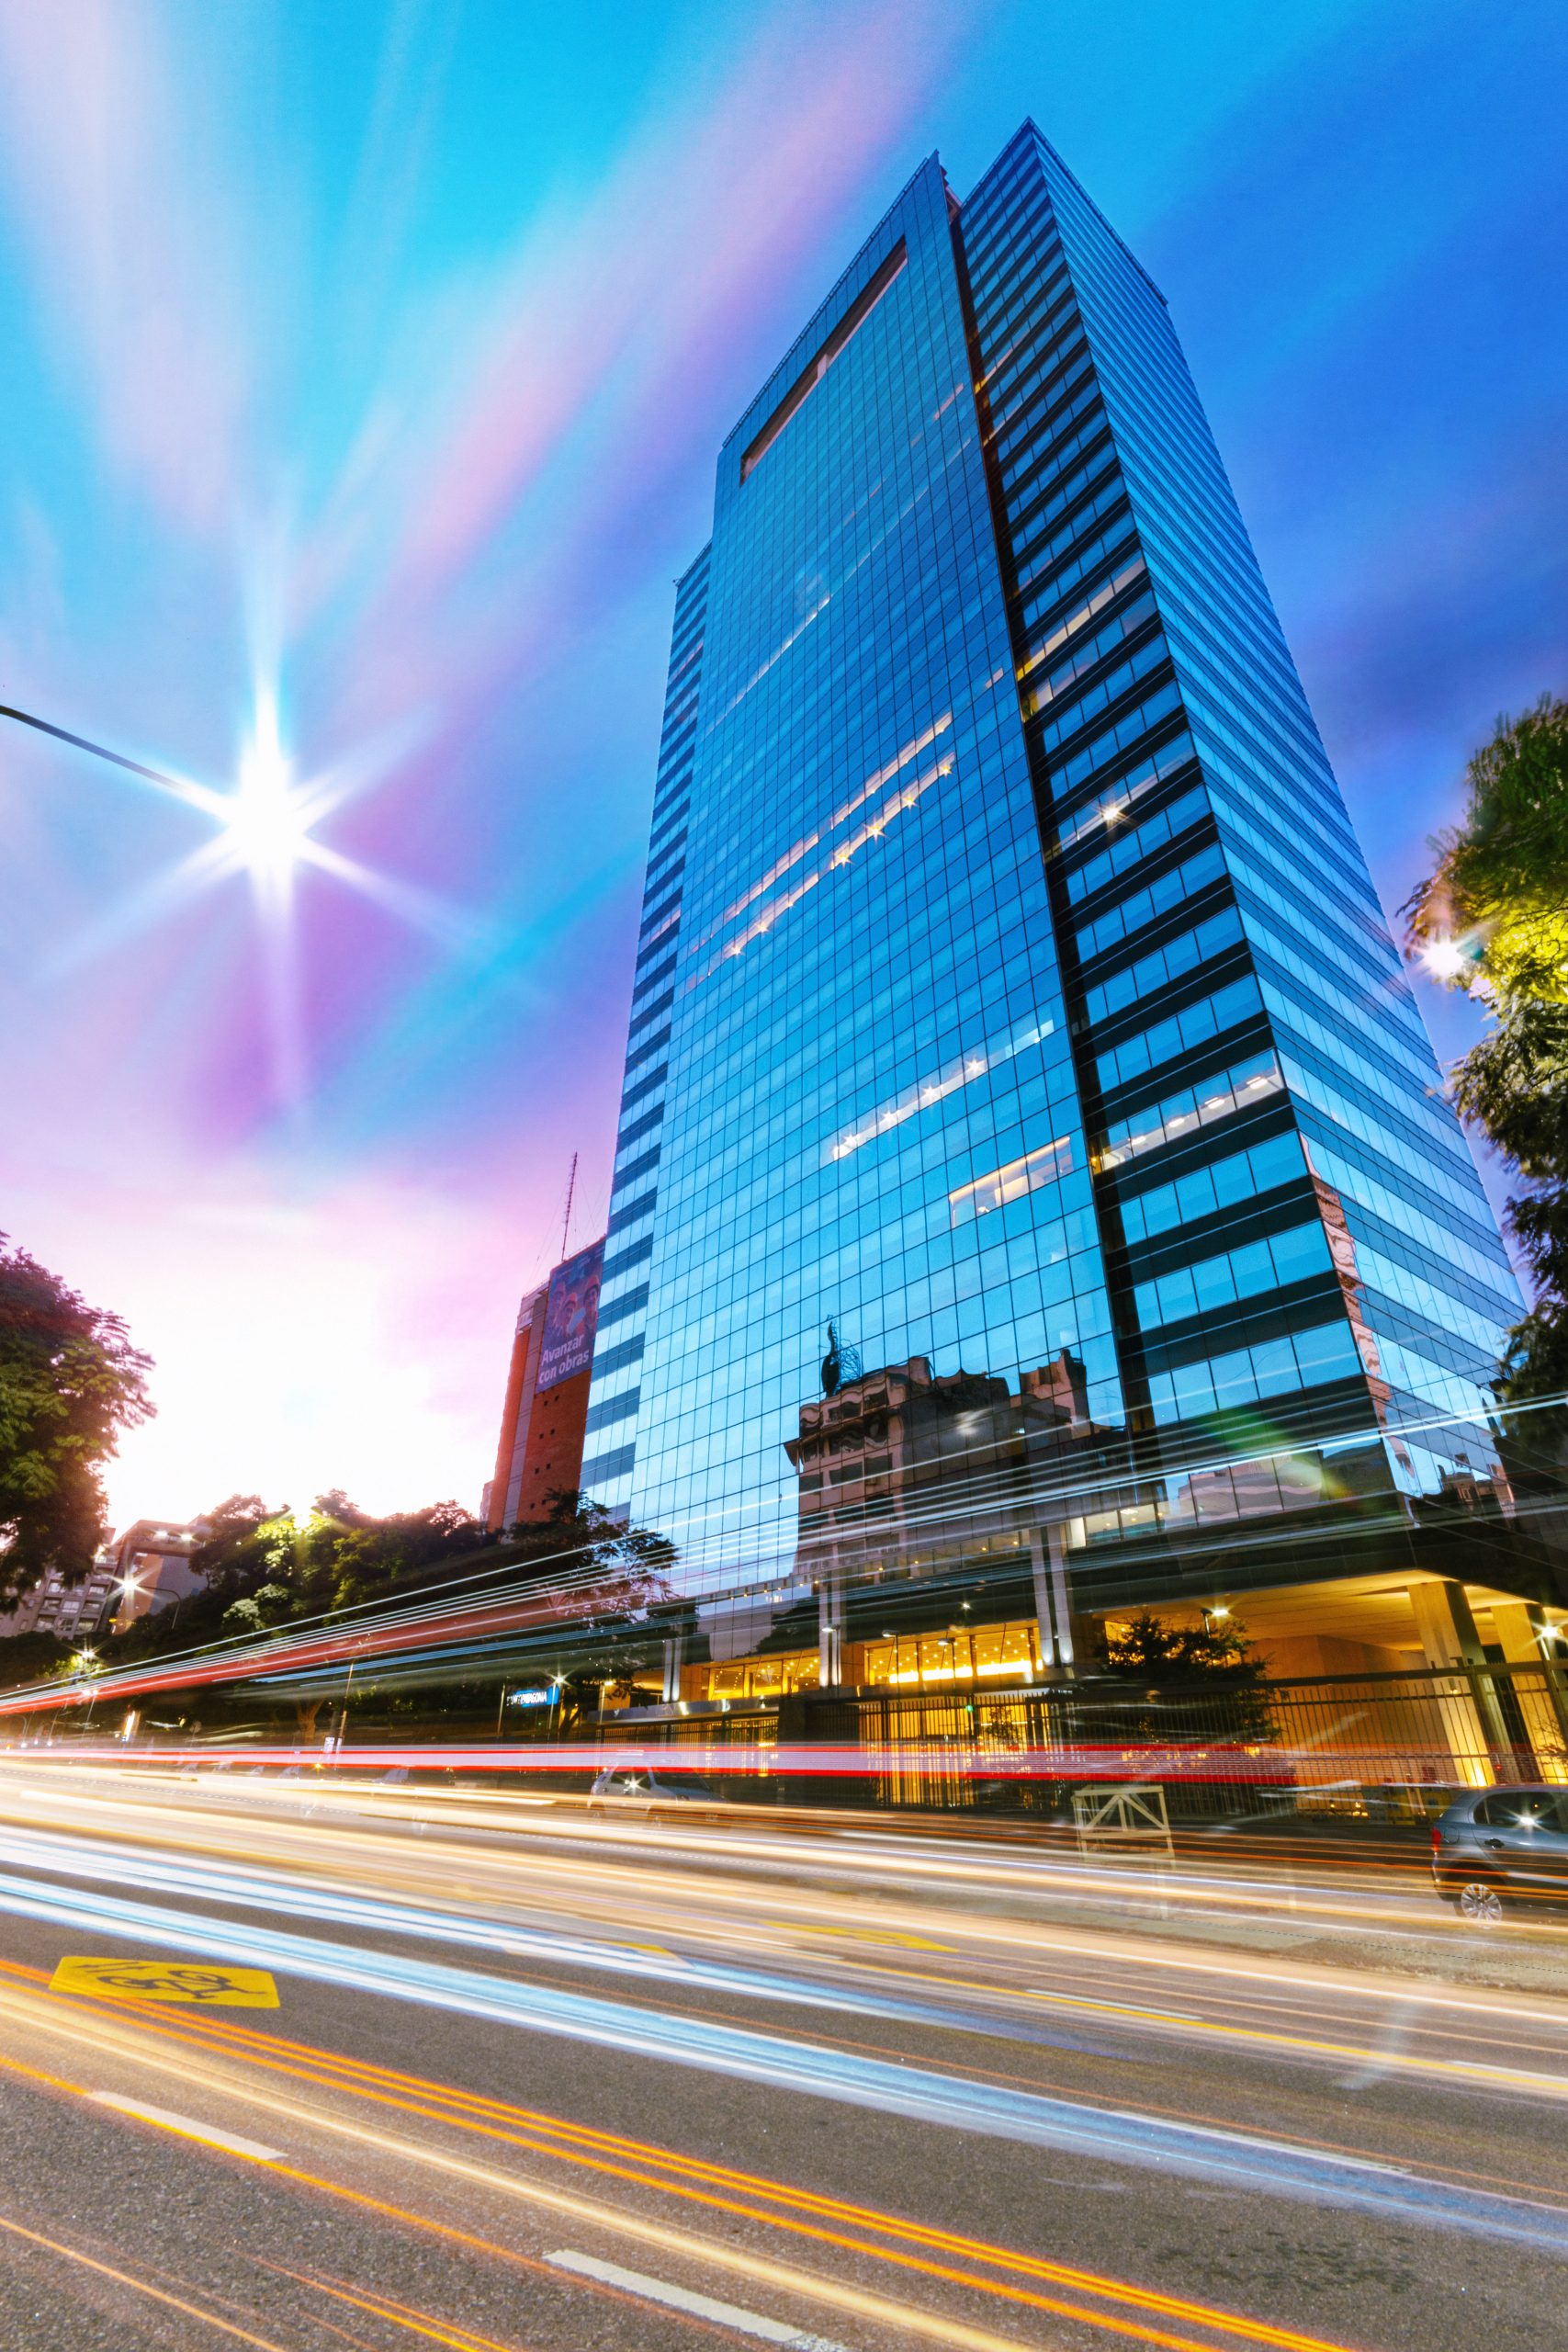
[604,1657,1568,1815]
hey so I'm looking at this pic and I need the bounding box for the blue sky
[1,0,1563,1521]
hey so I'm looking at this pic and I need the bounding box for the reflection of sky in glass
[592,93,1541,1600]
[603,153,1118,1576]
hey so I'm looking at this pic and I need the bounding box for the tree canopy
[0,1235,153,1598]
[1405,694,1568,1008]
[1093,1608,1275,1743]
[1404,694,1568,1411]
[101,1482,675,1680]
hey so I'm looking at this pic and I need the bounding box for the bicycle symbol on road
[49,1955,280,2007]
[88,1964,243,1999]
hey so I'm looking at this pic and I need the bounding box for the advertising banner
[536,1238,604,1390]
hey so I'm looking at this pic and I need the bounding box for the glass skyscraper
[582,122,1524,1695]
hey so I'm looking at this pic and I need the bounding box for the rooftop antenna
[560,1151,578,1263]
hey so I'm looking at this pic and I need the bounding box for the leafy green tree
[1405,694,1568,1007]
[1093,1609,1275,1743]
[304,1497,483,1617]
[0,1236,153,1599]
[106,1495,288,1664]
[1404,694,1568,1409]
[510,1492,675,1599]
[221,1583,294,1636]
[108,1492,493,1664]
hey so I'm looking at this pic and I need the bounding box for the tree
[1091,1609,1275,1744]
[221,1583,294,1636]
[304,1498,484,1618]
[1405,695,1568,1009]
[0,1236,153,1599]
[0,1630,70,1690]
[106,1491,494,1666]
[1404,694,1568,1410]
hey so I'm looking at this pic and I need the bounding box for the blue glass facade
[584,125,1522,1664]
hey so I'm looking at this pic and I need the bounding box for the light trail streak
[10,1773,1568,2253]
[0,2018,1368,2352]
[5,1761,1566,2004]
[8,1760,1568,2103]
[0,1823,1079,2045]
[0,1764,1472,1937]
[3,1863,1568,2248]
[0,2211,297,2350]
[10,1813,1568,2102]
[0,1762,1511,1984]
[260,2263,541,2352]
[8,1387,1556,1724]
[63,1977,1568,2269]
[0,1734,1468,1801]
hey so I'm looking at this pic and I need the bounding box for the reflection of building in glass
[791,1358,1022,1554]
[784,1347,1091,1687]
[584,119,1535,1694]
[485,1238,604,1530]
[109,1521,205,1635]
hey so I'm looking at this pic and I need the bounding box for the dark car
[1431,1784,1568,1924]
[586,1766,718,1823]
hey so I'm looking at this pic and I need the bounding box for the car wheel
[1455,1879,1505,1926]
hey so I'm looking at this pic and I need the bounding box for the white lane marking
[87,2091,285,2164]
[546,2250,852,2348]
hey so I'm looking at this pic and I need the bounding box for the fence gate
[1072,1782,1174,1860]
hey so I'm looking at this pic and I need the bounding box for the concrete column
[1029,1523,1076,1674]
[660,1637,684,1704]
[1490,1601,1568,1782]
[1409,1579,1505,1784]
[1411,1577,1486,1665]
[818,1572,844,1690]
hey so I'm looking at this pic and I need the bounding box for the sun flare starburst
[220,695,316,892]
[3,681,486,1112]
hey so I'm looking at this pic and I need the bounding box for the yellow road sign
[50,1956,279,2007]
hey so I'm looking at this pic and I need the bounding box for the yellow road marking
[773,1921,954,1951]
[0,2006,1360,2352]
[265,2262,536,2350]
[51,1955,279,2007]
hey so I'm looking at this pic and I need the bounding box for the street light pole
[0,700,196,793]
[337,1656,356,1755]
[75,1651,101,1737]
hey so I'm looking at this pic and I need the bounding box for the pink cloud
[6,1148,525,1529]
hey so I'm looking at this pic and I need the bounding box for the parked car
[1431,1785,1568,1923]
[1366,1781,1464,1827]
[586,1766,718,1823]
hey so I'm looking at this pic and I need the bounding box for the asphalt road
[0,1760,1565,2352]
